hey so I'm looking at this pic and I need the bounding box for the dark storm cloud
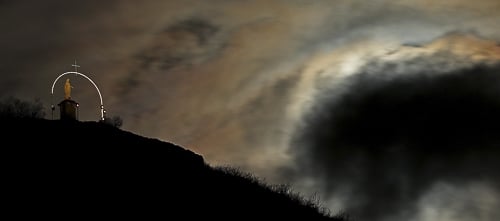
[292,59,500,220]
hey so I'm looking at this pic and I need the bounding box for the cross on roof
[72,60,80,72]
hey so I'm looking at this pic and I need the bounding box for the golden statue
[64,79,72,99]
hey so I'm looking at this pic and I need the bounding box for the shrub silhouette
[101,115,123,128]
[0,97,45,119]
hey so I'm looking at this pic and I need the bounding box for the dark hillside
[2,118,344,220]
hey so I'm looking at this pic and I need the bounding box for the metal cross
[72,60,80,72]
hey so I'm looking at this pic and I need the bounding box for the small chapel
[51,62,106,122]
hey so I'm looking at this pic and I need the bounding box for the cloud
[120,17,223,94]
[136,18,220,71]
[290,34,500,220]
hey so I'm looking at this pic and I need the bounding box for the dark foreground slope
[2,118,343,220]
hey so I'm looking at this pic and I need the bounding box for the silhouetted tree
[102,115,123,128]
[0,97,45,119]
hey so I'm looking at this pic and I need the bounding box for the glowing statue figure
[64,79,73,99]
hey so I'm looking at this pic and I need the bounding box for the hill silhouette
[2,118,344,220]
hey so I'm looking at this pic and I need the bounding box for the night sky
[2,1,500,220]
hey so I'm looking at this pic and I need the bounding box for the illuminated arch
[51,71,105,120]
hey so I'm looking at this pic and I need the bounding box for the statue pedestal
[58,99,79,121]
